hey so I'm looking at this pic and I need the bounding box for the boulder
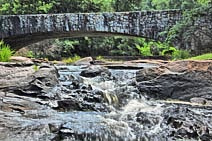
[0,62,58,98]
[80,65,110,77]
[74,57,93,66]
[10,56,33,63]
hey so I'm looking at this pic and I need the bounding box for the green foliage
[99,0,114,11]
[26,51,35,58]
[37,1,54,13]
[172,49,190,60]
[33,65,40,71]
[62,55,81,64]
[0,40,14,62]
[140,0,211,10]
[109,37,140,56]
[162,47,177,56]
[96,56,104,60]
[135,39,173,57]
[165,2,212,45]
[1,0,209,59]
[134,38,190,60]
[189,53,212,60]
[1,0,210,15]
[55,39,79,56]
[112,0,142,11]
[135,39,153,56]
[136,45,152,56]
[0,0,113,14]
[0,0,56,14]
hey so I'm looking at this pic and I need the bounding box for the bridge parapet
[0,10,182,49]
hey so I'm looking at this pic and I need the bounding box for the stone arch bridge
[0,10,183,49]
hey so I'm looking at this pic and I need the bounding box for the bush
[162,47,177,56]
[62,55,81,64]
[96,56,104,60]
[26,51,35,58]
[0,40,14,62]
[172,50,190,60]
[136,44,152,56]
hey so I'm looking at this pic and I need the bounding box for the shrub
[172,49,190,60]
[15,49,37,58]
[62,55,81,64]
[96,56,104,60]
[26,51,35,58]
[136,44,152,56]
[162,47,177,56]
[0,40,14,62]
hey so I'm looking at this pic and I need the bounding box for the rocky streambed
[0,59,212,141]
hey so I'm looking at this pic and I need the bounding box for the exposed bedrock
[0,62,58,97]
[136,60,212,103]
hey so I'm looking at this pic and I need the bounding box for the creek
[1,62,212,141]
[50,63,211,141]
[53,64,165,141]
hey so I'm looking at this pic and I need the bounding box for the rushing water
[53,64,167,141]
[2,63,212,141]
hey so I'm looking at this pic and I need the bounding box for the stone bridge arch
[0,10,182,50]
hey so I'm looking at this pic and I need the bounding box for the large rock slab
[10,56,33,63]
[0,63,58,98]
[0,62,60,140]
[74,57,93,66]
[136,61,212,101]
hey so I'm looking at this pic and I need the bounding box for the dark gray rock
[8,66,58,98]
[1,60,212,141]
[136,67,165,82]
[80,65,111,78]
[0,62,61,141]
[0,62,58,98]
[137,61,212,101]
[161,105,212,140]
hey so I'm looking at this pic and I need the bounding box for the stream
[50,63,211,141]
[53,64,165,141]
[1,62,212,141]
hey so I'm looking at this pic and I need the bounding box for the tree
[112,0,142,11]
[0,0,56,14]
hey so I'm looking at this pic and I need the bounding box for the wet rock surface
[135,60,212,140]
[161,105,212,140]
[0,62,60,140]
[0,63,58,97]
[0,60,212,141]
[80,65,111,78]
[137,61,212,101]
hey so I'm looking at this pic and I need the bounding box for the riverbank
[0,58,212,140]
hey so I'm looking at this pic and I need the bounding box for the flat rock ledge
[136,60,212,104]
[0,62,59,140]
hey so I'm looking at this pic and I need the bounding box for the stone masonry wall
[0,10,212,53]
[0,10,182,49]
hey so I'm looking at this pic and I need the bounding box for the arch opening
[14,33,168,61]
[4,31,157,51]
